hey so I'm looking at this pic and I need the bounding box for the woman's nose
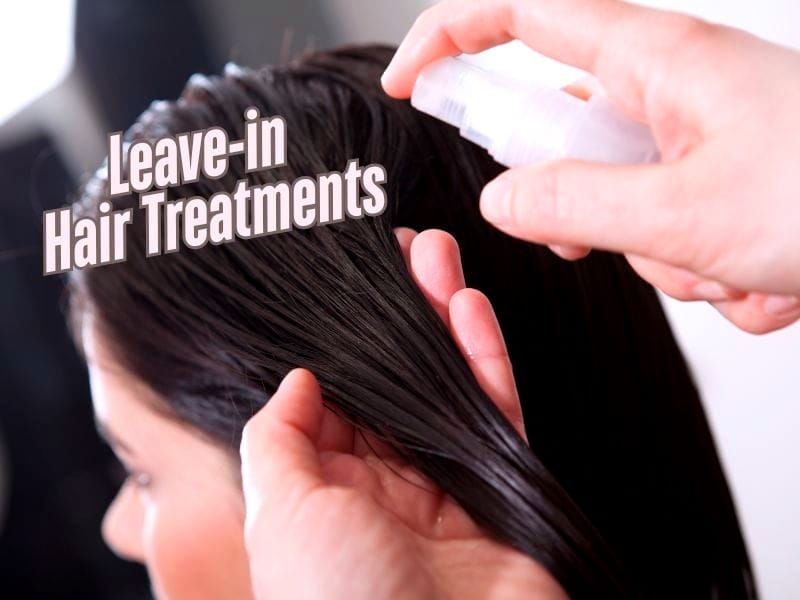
[102,484,146,563]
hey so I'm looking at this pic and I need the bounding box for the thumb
[479,160,690,263]
[240,368,325,546]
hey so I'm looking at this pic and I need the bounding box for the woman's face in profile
[85,326,254,600]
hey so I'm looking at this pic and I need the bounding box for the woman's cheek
[143,489,253,600]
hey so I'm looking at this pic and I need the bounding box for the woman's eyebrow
[94,417,136,456]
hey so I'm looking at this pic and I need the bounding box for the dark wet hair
[68,44,755,599]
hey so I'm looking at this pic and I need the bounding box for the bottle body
[411,56,660,168]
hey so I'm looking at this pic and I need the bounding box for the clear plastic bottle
[411,56,659,167]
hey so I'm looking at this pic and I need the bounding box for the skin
[87,229,565,600]
[380,0,800,334]
[87,327,254,600]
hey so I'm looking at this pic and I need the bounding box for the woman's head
[69,44,754,599]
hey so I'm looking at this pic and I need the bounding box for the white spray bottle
[410,56,659,167]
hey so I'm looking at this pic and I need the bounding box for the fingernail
[763,294,800,316]
[692,281,734,301]
[480,178,512,224]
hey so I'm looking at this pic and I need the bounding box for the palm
[240,229,564,600]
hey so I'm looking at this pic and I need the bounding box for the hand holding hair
[239,229,564,600]
[382,0,800,334]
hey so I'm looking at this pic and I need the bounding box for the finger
[394,226,418,270]
[240,369,325,531]
[763,294,800,319]
[549,244,591,261]
[711,293,800,335]
[626,255,744,301]
[410,229,466,326]
[448,288,527,441]
[382,0,705,115]
[479,160,696,266]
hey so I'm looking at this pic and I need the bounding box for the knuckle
[413,6,435,29]
[647,167,700,264]
[657,276,695,301]
[415,1,452,32]
[632,257,696,301]
[534,164,569,226]
[653,14,723,77]
[676,280,701,301]
[640,13,715,62]
[664,14,715,47]
[634,14,720,113]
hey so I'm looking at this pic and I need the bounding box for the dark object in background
[75,0,333,133]
[0,135,149,598]
[75,0,216,132]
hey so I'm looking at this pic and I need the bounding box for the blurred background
[0,1,796,598]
